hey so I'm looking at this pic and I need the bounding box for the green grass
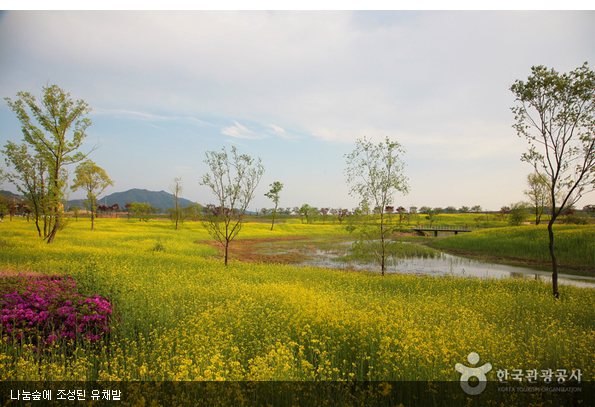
[0,218,593,405]
[428,225,594,271]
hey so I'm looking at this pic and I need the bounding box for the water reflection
[296,244,595,289]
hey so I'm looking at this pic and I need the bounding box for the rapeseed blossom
[0,218,593,394]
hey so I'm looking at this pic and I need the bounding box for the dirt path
[199,236,315,264]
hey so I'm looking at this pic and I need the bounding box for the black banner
[1,381,593,406]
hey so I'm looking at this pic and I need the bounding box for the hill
[68,189,197,213]
[0,190,26,202]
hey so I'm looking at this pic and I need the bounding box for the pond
[276,240,595,289]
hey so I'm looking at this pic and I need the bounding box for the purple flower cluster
[1,276,115,347]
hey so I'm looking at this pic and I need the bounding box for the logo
[455,352,492,395]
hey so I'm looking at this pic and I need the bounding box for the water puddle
[269,240,595,289]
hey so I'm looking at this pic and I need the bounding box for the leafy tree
[306,206,318,223]
[7,202,17,221]
[473,215,483,228]
[4,85,95,243]
[184,203,202,221]
[508,202,529,226]
[459,206,470,213]
[96,204,109,218]
[2,143,60,237]
[425,209,438,226]
[110,203,120,218]
[319,207,331,223]
[396,206,406,224]
[264,181,283,231]
[124,202,132,219]
[498,206,511,221]
[511,62,595,298]
[71,205,79,221]
[169,177,183,230]
[562,206,587,225]
[524,172,549,225]
[331,208,350,224]
[199,146,264,266]
[409,211,420,226]
[471,205,483,213]
[0,195,8,221]
[71,159,113,230]
[344,136,409,275]
[130,202,158,222]
[298,204,318,224]
[419,206,431,214]
[444,206,457,214]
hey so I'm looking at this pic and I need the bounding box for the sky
[0,9,594,212]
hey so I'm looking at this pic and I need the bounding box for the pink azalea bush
[1,275,114,347]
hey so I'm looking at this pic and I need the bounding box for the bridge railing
[410,225,476,231]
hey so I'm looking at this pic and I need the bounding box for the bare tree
[169,177,183,230]
[199,146,264,266]
[511,62,595,298]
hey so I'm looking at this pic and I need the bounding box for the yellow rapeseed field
[0,218,593,406]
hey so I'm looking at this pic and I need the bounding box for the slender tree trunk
[224,241,229,266]
[90,198,95,230]
[380,211,386,276]
[31,200,42,237]
[43,209,49,239]
[175,198,179,230]
[547,217,559,298]
[34,215,42,237]
[46,166,62,244]
[270,204,278,231]
[47,220,58,243]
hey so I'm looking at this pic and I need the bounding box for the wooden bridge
[410,226,475,237]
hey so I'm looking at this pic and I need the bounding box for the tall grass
[428,225,594,270]
[0,219,593,404]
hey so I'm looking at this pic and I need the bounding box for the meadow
[0,218,594,406]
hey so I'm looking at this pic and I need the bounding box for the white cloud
[93,109,213,129]
[267,124,300,139]
[221,121,264,140]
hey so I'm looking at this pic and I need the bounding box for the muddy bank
[199,236,314,264]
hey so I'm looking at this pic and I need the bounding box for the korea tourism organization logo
[455,352,492,395]
[454,351,584,396]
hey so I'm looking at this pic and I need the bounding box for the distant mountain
[0,190,25,202]
[67,189,196,213]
